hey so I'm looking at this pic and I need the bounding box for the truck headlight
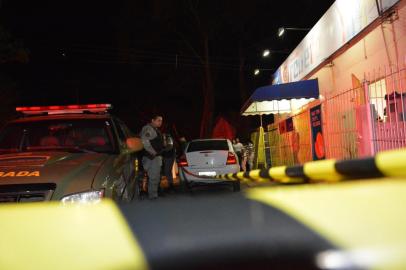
[61,189,104,204]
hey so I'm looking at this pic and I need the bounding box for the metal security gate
[252,59,406,167]
[322,88,362,160]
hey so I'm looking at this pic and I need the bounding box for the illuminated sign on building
[273,0,400,84]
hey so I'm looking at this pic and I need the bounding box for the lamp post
[278,27,310,37]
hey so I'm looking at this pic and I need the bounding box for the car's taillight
[178,155,189,167]
[226,152,237,165]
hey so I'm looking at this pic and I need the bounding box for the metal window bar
[366,61,406,153]
[322,88,359,160]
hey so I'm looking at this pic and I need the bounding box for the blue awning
[241,79,319,116]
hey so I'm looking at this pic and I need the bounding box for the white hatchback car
[178,139,240,191]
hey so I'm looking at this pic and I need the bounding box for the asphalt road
[132,180,251,203]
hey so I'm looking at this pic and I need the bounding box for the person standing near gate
[140,114,164,200]
[233,138,244,171]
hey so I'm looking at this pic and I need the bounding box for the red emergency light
[16,104,112,115]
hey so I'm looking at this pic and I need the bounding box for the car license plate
[198,171,216,177]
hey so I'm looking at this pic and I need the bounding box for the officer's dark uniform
[140,123,164,199]
[162,134,175,189]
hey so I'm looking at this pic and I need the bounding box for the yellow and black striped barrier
[215,148,406,184]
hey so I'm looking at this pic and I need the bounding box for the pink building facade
[268,0,406,165]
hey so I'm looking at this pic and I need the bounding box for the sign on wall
[310,105,325,160]
[279,117,294,134]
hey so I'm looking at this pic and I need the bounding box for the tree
[116,1,273,138]
[153,0,216,138]
[155,1,269,138]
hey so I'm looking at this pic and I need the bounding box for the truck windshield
[0,119,116,154]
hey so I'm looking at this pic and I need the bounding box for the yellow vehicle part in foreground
[248,179,406,270]
[1,180,406,270]
[0,200,148,270]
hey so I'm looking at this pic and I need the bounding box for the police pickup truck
[0,104,143,203]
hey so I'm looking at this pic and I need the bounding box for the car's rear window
[187,140,229,152]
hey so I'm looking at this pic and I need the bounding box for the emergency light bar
[16,104,113,115]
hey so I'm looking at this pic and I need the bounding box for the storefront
[244,0,406,167]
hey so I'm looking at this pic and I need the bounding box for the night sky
[0,0,335,139]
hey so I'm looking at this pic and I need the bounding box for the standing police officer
[140,114,164,200]
[162,133,175,191]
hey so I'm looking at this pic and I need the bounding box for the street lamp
[278,27,310,37]
[262,49,270,57]
[254,69,260,76]
[262,48,290,58]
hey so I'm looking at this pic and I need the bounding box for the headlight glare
[61,189,104,204]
